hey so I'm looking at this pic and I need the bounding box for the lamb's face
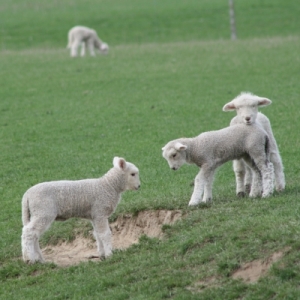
[125,163,140,191]
[223,93,272,126]
[113,157,140,191]
[162,142,187,171]
[99,43,109,55]
[235,103,259,125]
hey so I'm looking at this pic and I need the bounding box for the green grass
[1,0,300,49]
[1,0,300,298]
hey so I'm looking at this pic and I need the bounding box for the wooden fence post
[229,0,237,40]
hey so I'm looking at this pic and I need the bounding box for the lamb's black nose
[172,167,177,170]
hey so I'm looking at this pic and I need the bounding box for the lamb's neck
[180,138,195,164]
[103,168,126,195]
[94,37,102,48]
[186,138,200,165]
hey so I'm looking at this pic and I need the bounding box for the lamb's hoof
[262,192,272,198]
[201,198,212,203]
[88,251,107,260]
[24,259,44,264]
[23,259,31,264]
[275,186,285,192]
[249,192,262,198]
[237,192,245,198]
[245,184,251,194]
[88,255,100,259]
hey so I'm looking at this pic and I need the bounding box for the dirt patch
[110,209,182,249]
[42,237,97,266]
[42,210,182,267]
[232,248,290,283]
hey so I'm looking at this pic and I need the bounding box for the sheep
[67,26,109,57]
[223,92,285,196]
[21,157,140,264]
[162,124,274,206]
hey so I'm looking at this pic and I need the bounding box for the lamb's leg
[244,164,252,194]
[70,40,80,57]
[34,237,45,262]
[261,162,274,197]
[92,218,112,258]
[202,168,216,203]
[87,39,96,56]
[80,42,86,57]
[21,216,53,264]
[249,171,262,197]
[244,158,262,198]
[270,152,285,192]
[233,159,246,197]
[22,225,39,263]
[249,157,274,198]
[189,166,209,206]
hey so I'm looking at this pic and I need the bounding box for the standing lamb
[67,26,109,57]
[162,124,274,206]
[223,92,285,196]
[21,157,140,264]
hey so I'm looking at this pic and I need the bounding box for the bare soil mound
[232,248,290,283]
[187,248,290,292]
[42,210,182,267]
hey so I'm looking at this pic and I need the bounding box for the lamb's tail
[66,31,73,49]
[265,135,270,162]
[22,193,31,226]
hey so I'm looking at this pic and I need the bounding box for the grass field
[1,0,300,299]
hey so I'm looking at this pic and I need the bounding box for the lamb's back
[191,124,265,165]
[25,178,106,220]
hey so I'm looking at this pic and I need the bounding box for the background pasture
[1,0,300,298]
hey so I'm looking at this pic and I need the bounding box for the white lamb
[162,124,274,206]
[223,92,285,196]
[21,157,140,264]
[67,26,109,57]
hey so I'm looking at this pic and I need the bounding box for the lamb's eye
[172,153,177,158]
[131,173,135,177]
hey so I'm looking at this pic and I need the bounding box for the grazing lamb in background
[223,92,285,196]
[21,157,140,264]
[67,26,109,57]
[162,124,274,206]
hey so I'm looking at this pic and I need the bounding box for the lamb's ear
[257,97,272,107]
[222,102,236,111]
[113,157,127,170]
[162,146,165,151]
[174,142,187,151]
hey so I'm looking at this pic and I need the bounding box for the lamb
[21,157,140,264]
[162,124,274,206]
[67,26,109,57]
[223,92,285,196]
